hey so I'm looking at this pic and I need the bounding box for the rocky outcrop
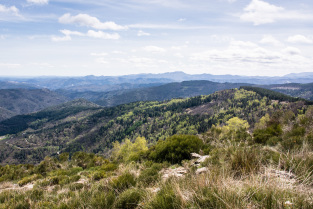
[191,153,210,166]
[161,167,188,180]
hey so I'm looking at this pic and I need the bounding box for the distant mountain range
[2,71,313,91]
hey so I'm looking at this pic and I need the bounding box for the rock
[284,201,293,206]
[191,153,210,165]
[161,167,188,180]
[196,167,209,175]
[147,187,160,193]
[191,153,202,159]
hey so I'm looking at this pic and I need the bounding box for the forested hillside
[0,89,68,122]
[258,82,313,101]
[56,80,248,107]
[0,88,308,165]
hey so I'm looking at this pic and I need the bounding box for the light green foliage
[18,174,43,186]
[226,117,249,132]
[112,137,148,162]
[254,114,270,129]
[234,89,256,100]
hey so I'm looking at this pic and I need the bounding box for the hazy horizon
[1,0,313,77]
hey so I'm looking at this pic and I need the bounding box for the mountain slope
[58,80,250,107]
[0,88,307,164]
[0,81,38,89]
[0,89,68,121]
[257,83,313,101]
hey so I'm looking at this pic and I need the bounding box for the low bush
[148,184,181,209]
[101,163,118,172]
[149,135,203,164]
[91,191,115,209]
[138,163,163,186]
[69,183,84,191]
[92,171,107,181]
[18,174,43,186]
[111,172,136,192]
[230,146,261,176]
[114,188,144,209]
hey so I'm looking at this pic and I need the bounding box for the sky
[0,0,313,77]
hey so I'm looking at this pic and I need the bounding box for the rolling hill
[57,80,250,107]
[0,87,308,164]
[0,89,68,121]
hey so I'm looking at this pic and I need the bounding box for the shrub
[69,183,84,191]
[112,137,148,162]
[281,136,303,151]
[148,184,181,209]
[18,174,43,186]
[114,188,144,209]
[68,167,83,175]
[138,163,162,186]
[149,135,203,164]
[91,191,115,209]
[29,189,44,201]
[101,163,118,172]
[93,171,107,181]
[230,147,261,176]
[253,124,282,145]
[266,136,281,146]
[111,172,136,192]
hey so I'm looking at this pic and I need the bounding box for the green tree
[226,117,250,132]
[149,135,203,164]
[112,137,148,162]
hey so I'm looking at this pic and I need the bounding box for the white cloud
[51,29,83,42]
[189,40,312,76]
[128,23,208,30]
[90,52,108,56]
[0,4,19,16]
[143,45,166,53]
[0,63,21,68]
[87,30,120,39]
[240,0,312,25]
[137,30,150,36]
[60,29,84,37]
[51,35,71,42]
[59,13,127,31]
[260,35,282,46]
[191,40,286,65]
[287,35,313,44]
[27,0,49,5]
[52,29,120,41]
[95,57,109,64]
[282,47,301,55]
[30,62,54,68]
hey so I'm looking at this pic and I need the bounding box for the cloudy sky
[0,0,313,76]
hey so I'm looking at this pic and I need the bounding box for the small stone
[196,167,209,175]
[284,201,293,206]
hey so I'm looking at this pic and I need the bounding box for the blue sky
[0,0,313,76]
